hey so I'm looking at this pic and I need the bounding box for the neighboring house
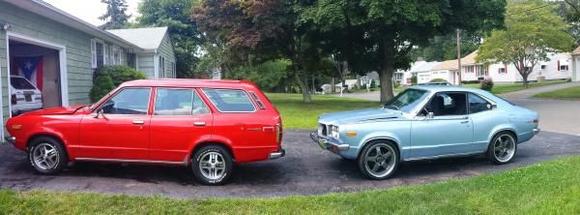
[108,27,176,79]
[569,46,580,82]
[0,0,175,139]
[411,61,441,85]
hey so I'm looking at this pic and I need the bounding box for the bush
[90,65,146,102]
[411,76,417,85]
[370,79,376,89]
[480,78,494,92]
[90,74,115,102]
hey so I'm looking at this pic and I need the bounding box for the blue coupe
[311,86,540,180]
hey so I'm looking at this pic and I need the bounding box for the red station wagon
[5,79,285,185]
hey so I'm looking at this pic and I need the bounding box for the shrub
[370,79,376,89]
[394,81,401,89]
[89,74,114,102]
[480,78,494,92]
[90,65,146,102]
[411,76,417,85]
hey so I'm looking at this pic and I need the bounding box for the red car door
[149,88,213,162]
[76,87,152,160]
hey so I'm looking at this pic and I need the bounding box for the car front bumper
[310,132,350,153]
[533,128,541,135]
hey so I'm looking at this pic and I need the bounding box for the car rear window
[203,88,255,112]
[11,77,36,90]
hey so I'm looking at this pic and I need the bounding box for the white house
[569,46,580,82]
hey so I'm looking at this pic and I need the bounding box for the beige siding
[137,53,156,78]
[158,34,176,78]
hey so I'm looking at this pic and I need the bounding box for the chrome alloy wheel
[199,152,226,180]
[363,143,397,178]
[31,143,60,170]
[493,134,516,162]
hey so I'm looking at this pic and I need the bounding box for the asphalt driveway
[1,131,579,198]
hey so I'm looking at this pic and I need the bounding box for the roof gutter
[3,0,145,52]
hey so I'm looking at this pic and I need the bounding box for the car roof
[409,85,489,94]
[120,79,258,89]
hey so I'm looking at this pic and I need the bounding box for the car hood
[319,108,403,125]
[19,105,86,116]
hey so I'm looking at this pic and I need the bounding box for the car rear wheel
[488,132,517,164]
[192,145,233,185]
[28,136,67,174]
[357,141,399,180]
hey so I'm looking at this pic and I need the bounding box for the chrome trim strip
[75,157,186,165]
[405,151,484,161]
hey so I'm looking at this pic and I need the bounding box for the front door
[411,92,473,159]
[77,87,152,160]
[149,88,213,162]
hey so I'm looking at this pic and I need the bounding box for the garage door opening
[7,38,62,116]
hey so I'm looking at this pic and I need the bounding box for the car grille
[319,123,328,136]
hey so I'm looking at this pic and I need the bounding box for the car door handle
[193,121,206,126]
[460,120,469,124]
[132,120,145,125]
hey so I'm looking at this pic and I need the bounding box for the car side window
[101,88,150,115]
[426,92,467,116]
[154,88,209,115]
[203,88,255,112]
[468,93,492,114]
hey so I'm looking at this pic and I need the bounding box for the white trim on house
[5,32,70,117]
[153,53,159,78]
[0,32,4,141]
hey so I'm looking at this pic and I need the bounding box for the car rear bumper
[310,132,350,152]
[533,128,541,135]
[4,136,16,145]
[269,149,286,160]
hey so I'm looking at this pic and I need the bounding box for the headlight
[330,125,340,139]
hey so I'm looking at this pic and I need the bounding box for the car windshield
[384,89,429,113]
[11,77,36,90]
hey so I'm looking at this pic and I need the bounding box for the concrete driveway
[0,131,579,198]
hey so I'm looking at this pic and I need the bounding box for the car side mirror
[92,109,108,120]
[427,112,434,119]
[488,104,497,109]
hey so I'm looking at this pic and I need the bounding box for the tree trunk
[379,38,396,103]
[522,72,529,88]
[294,71,312,103]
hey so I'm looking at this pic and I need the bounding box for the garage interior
[8,39,61,116]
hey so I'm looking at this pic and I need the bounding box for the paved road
[1,131,579,198]
[340,82,580,136]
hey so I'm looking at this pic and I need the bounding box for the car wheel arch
[489,129,518,144]
[27,133,66,150]
[189,141,235,164]
[357,137,402,161]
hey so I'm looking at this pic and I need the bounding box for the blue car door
[410,92,474,159]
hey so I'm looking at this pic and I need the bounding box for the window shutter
[557,60,560,71]
[91,39,97,69]
[103,44,108,65]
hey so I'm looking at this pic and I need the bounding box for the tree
[138,0,202,78]
[193,0,322,102]
[302,0,506,102]
[99,0,131,29]
[478,0,574,87]
[560,0,580,44]
[412,32,482,62]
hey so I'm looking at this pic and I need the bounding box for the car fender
[357,131,405,160]
[186,134,235,159]
[488,123,518,144]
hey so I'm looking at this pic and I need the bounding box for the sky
[43,0,142,26]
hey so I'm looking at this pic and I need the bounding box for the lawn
[0,156,578,214]
[463,79,568,94]
[533,86,580,100]
[266,93,380,129]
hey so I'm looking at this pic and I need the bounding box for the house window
[498,68,506,74]
[172,62,176,77]
[127,53,136,69]
[159,56,165,78]
[91,39,105,69]
[112,46,122,65]
[560,65,569,71]
[540,65,547,70]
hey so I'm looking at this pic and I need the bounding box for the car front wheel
[488,132,518,164]
[28,136,68,174]
[192,145,233,185]
[357,141,399,180]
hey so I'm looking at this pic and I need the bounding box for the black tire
[487,132,518,165]
[28,136,68,174]
[357,141,400,180]
[192,145,233,185]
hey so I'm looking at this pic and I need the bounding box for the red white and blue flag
[11,56,43,91]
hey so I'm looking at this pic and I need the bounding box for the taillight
[276,123,282,145]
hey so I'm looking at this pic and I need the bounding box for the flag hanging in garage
[12,56,43,91]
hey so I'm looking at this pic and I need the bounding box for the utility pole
[456,29,462,86]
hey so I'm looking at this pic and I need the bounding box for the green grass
[266,93,380,129]
[533,86,580,100]
[1,156,579,214]
[463,79,568,94]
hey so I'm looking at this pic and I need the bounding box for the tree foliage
[99,0,131,29]
[477,0,574,86]
[412,32,482,62]
[300,0,506,102]
[560,0,580,44]
[138,0,202,78]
